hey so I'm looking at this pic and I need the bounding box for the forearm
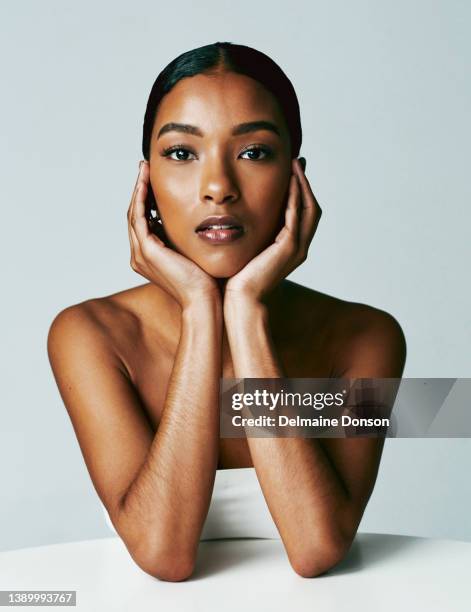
[118,298,223,567]
[224,298,351,570]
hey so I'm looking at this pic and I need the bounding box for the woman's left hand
[224,158,322,304]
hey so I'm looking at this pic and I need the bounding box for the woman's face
[149,70,293,278]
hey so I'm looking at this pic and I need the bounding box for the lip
[195,214,244,232]
[196,227,245,244]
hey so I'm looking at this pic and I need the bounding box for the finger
[129,223,140,260]
[128,172,144,249]
[129,225,153,283]
[133,172,151,239]
[295,158,320,210]
[130,222,164,270]
[129,222,144,275]
[127,178,140,258]
[134,203,168,256]
[130,162,160,250]
[276,172,301,244]
[294,159,322,248]
[128,160,145,219]
[274,174,295,242]
[127,163,144,247]
[133,160,144,195]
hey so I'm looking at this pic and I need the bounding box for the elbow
[133,547,196,582]
[144,560,195,583]
[289,531,352,579]
[116,494,196,581]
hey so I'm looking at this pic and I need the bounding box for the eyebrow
[156,120,281,140]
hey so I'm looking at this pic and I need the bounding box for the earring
[150,207,162,225]
[149,211,163,232]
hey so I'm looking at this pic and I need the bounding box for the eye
[161,144,273,162]
[161,145,196,161]
[239,145,273,161]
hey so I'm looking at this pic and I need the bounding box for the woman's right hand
[127,160,220,309]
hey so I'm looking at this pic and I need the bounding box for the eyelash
[161,144,273,162]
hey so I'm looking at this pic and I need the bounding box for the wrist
[182,293,223,321]
[223,295,268,323]
[181,286,222,309]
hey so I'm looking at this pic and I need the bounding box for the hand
[128,160,221,309]
[224,158,322,303]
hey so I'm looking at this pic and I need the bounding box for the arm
[224,296,349,577]
[47,298,223,581]
[224,299,406,578]
[116,297,223,578]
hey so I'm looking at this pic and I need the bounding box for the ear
[298,157,307,172]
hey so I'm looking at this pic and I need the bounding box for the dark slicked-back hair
[142,41,302,160]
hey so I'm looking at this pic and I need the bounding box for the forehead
[153,71,288,137]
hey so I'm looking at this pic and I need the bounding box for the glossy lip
[196,226,245,244]
[195,214,244,232]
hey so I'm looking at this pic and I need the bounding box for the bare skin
[47,70,406,582]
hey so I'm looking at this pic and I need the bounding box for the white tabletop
[0,533,469,611]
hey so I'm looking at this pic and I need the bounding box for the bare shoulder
[283,281,407,377]
[47,287,143,370]
[331,296,407,377]
[329,291,405,336]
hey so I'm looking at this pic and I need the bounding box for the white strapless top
[101,467,280,540]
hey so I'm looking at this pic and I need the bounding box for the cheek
[246,173,290,233]
[150,172,194,225]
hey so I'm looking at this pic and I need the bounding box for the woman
[47,42,406,581]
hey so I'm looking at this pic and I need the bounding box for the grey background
[1,0,470,551]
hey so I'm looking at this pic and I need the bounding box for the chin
[200,261,246,279]
[192,252,250,279]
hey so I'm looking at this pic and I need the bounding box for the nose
[199,159,240,206]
